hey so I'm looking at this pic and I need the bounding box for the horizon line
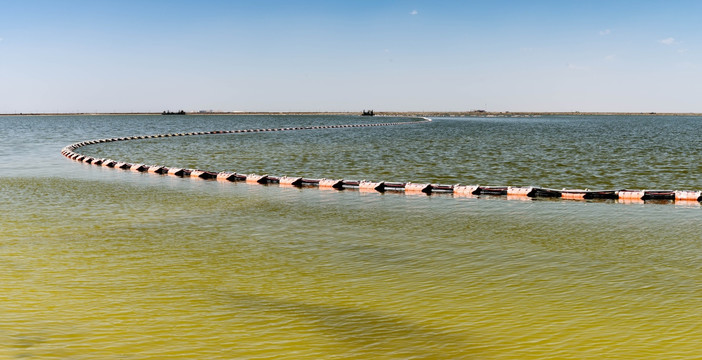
[2,110,702,117]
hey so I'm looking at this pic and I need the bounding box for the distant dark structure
[162,110,186,115]
[361,109,375,116]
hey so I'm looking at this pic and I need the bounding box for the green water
[2,115,702,359]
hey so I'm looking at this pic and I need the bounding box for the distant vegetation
[162,110,186,115]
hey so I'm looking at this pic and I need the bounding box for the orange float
[453,185,480,196]
[130,163,146,172]
[147,165,165,174]
[167,168,185,176]
[616,190,645,200]
[561,190,587,200]
[507,186,533,197]
[359,181,385,192]
[246,174,268,184]
[318,179,344,189]
[279,176,303,187]
[216,172,237,181]
[404,183,432,194]
[674,190,701,201]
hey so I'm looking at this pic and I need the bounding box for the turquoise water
[2,115,702,359]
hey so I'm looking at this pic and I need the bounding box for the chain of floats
[61,117,702,204]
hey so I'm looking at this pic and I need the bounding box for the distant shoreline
[2,111,702,117]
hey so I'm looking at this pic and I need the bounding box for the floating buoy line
[61,117,702,205]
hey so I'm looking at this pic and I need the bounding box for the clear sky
[1,0,701,113]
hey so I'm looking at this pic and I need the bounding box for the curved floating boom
[60,117,701,205]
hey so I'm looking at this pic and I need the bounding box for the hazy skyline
[1,0,701,113]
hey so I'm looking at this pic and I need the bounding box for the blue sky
[1,0,701,113]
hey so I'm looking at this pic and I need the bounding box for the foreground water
[1,115,702,359]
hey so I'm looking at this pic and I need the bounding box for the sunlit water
[1,115,702,359]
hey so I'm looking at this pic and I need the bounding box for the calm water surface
[1,115,702,359]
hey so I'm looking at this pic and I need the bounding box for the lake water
[2,114,702,359]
